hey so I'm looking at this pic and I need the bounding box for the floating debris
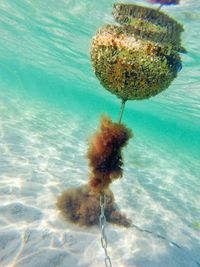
[148,0,180,5]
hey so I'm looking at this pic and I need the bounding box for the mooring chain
[99,194,112,267]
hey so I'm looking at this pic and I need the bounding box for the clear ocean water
[0,0,199,266]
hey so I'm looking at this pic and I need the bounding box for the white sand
[0,91,200,267]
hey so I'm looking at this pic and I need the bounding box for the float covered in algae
[91,3,185,100]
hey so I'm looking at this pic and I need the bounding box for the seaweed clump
[57,185,131,227]
[57,115,132,227]
[87,115,132,194]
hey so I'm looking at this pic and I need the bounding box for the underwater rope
[98,100,127,267]
[118,99,126,124]
[130,223,200,267]
[99,194,112,267]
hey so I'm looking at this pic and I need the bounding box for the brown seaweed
[57,115,132,227]
[87,115,132,194]
[57,185,131,227]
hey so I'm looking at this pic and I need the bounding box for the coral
[91,4,184,100]
[57,185,131,227]
[87,115,132,194]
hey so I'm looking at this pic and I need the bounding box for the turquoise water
[0,0,200,266]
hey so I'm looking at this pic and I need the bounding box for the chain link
[99,194,112,267]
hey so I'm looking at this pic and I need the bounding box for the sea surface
[0,0,200,266]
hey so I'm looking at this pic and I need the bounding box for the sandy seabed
[0,91,200,267]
